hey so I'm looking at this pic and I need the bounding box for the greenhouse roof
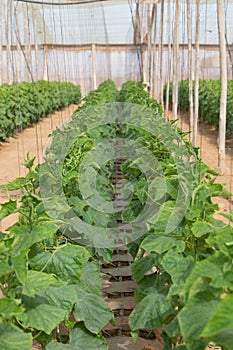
[2,0,233,46]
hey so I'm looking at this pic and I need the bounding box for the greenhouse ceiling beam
[14,0,111,6]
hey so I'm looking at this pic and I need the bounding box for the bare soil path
[0,104,78,231]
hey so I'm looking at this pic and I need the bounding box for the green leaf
[161,251,194,285]
[185,208,201,221]
[136,273,170,301]
[38,284,78,312]
[79,262,102,294]
[147,200,175,232]
[148,176,167,203]
[46,343,70,349]
[29,244,91,283]
[22,270,61,296]
[0,200,17,220]
[0,261,13,275]
[11,223,57,256]
[11,249,28,284]
[184,253,230,301]
[129,293,173,332]
[0,324,32,350]
[46,323,108,350]
[135,178,147,204]
[175,240,186,253]
[96,247,113,264]
[201,294,233,350]
[0,298,24,318]
[72,324,108,350]
[164,316,180,338]
[191,221,212,237]
[131,254,157,283]
[18,301,67,334]
[141,234,176,254]
[220,210,233,222]
[73,290,113,334]
[178,292,219,350]
[0,178,28,190]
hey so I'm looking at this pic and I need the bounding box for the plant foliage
[0,80,81,141]
[164,79,233,136]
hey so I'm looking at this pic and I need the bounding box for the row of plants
[119,81,233,349]
[0,81,121,350]
[165,79,233,136]
[118,80,163,115]
[0,80,81,141]
[1,79,233,349]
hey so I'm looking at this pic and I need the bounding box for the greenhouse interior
[0,0,233,349]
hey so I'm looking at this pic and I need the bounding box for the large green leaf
[29,244,91,283]
[11,223,58,256]
[178,292,219,350]
[46,324,108,350]
[0,298,24,319]
[161,251,194,285]
[129,293,173,332]
[0,324,32,350]
[147,201,175,231]
[206,226,233,257]
[79,262,102,294]
[18,301,67,334]
[141,234,176,254]
[201,294,233,350]
[131,253,157,283]
[184,253,230,301]
[38,284,78,312]
[73,290,113,334]
[22,270,61,297]
[136,272,170,301]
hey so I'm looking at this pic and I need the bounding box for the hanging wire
[100,1,111,81]
[13,2,34,81]
[198,0,208,168]
[179,0,186,138]
[67,2,78,87]
[127,0,142,80]
[12,0,27,177]
[26,2,41,162]
[224,0,233,221]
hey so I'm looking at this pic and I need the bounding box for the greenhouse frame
[0,1,233,350]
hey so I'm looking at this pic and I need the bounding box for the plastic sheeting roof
[1,0,233,46]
